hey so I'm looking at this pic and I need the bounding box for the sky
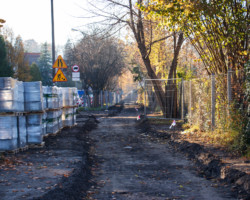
[0,0,89,46]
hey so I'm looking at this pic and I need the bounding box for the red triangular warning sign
[53,68,67,82]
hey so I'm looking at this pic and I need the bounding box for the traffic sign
[53,55,67,68]
[72,65,79,72]
[72,72,80,78]
[72,72,80,81]
[72,77,80,81]
[53,68,67,82]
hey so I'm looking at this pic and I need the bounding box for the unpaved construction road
[0,106,243,200]
[86,106,235,200]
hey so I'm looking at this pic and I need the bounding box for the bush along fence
[77,90,122,109]
[144,69,248,150]
[0,77,78,153]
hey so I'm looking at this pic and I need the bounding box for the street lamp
[51,0,56,78]
[71,28,86,36]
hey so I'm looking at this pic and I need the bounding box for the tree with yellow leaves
[140,0,249,74]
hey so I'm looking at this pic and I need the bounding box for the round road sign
[72,65,79,72]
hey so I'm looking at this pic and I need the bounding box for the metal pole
[105,91,108,109]
[227,68,232,105]
[100,91,103,108]
[181,78,184,120]
[211,74,216,130]
[144,80,146,116]
[51,0,56,77]
[189,80,192,122]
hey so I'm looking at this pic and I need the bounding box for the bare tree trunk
[165,32,184,118]
[128,0,166,114]
[143,56,166,114]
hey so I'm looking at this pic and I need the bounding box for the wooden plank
[0,112,26,116]
[29,142,45,149]
[25,110,45,115]
[62,105,78,109]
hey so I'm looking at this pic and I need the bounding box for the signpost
[72,65,79,72]
[52,55,68,82]
[53,68,67,82]
[71,65,80,81]
[53,55,68,69]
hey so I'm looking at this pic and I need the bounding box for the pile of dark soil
[35,114,99,200]
[0,114,99,200]
[108,103,124,116]
[136,117,250,200]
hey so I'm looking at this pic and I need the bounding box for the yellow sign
[53,55,67,68]
[53,68,67,82]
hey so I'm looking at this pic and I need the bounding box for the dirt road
[0,115,96,200]
[86,106,235,200]
[0,106,240,200]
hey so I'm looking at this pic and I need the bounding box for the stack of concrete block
[0,78,25,151]
[24,81,45,145]
[61,87,78,127]
[43,86,59,109]
[0,80,79,152]
[46,110,61,134]
[0,116,18,151]
[24,82,44,111]
[26,114,44,144]
[0,77,24,112]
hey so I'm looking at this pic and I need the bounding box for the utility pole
[51,0,56,78]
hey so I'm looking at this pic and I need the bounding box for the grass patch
[181,124,250,158]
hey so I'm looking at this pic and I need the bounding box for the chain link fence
[77,90,120,109]
[144,69,247,132]
[77,82,141,109]
[144,78,182,119]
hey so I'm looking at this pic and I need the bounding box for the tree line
[79,0,248,154]
[0,24,60,86]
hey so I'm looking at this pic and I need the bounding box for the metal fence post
[131,90,133,102]
[100,91,103,108]
[181,78,184,120]
[227,68,232,105]
[211,73,216,130]
[144,80,146,116]
[109,92,112,105]
[189,80,192,121]
[105,91,108,109]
